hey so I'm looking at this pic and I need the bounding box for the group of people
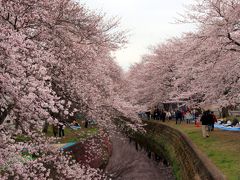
[145,108,176,122]
[52,122,65,137]
[200,110,217,138]
[144,106,237,138]
[173,109,198,124]
[145,107,198,125]
[151,108,168,122]
[175,109,185,124]
[218,118,239,127]
[51,117,97,138]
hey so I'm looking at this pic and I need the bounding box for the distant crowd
[140,106,240,138]
[142,107,200,125]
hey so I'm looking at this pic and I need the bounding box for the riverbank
[114,117,225,180]
[154,120,240,180]
[63,129,112,169]
[45,123,112,169]
[105,132,174,180]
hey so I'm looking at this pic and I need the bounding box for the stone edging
[143,121,226,180]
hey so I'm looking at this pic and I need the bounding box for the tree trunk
[222,107,229,118]
[42,120,49,133]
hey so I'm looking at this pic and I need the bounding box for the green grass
[159,120,240,180]
[59,127,98,143]
[46,123,99,144]
[14,134,32,142]
[13,120,99,145]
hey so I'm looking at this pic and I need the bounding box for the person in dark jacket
[210,112,217,131]
[231,118,239,127]
[58,122,65,137]
[85,119,89,128]
[145,110,151,120]
[200,110,213,138]
[52,124,58,137]
[156,108,161,120]
[175,110,182,124]
[162,110,166,122]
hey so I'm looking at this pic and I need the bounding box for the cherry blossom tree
[125,40,180,108]
[0,0,138,179]
[126,0,240,108]
[176,0,240,105]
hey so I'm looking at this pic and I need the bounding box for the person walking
[156,108,161,120]
[181,110,185,122]
[154,108,158,120]
[200,110,212,138]
[192,109,197,124]
[186,111,191,124]
[150,108,155,120]
[210,111,217,131]
[58,122,65,137]
[85,119,89,128]
[166,111,171,121]
[162,110,166,122]
[146,109,151,120]
[175,110,182,124]
[52,124,58,137]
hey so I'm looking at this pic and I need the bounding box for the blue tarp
[214,124,240,131]
[70,125,81,130]
[61,142,76,150]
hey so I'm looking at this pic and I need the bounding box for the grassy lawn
[154,120,240,180]
[14,120,99,145]
[46,124,98,144]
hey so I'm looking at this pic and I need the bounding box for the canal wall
[134,121,226,180]
[115,118,226,180]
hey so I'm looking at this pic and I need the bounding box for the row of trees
[0,0,140,179]
[126,0,240,109]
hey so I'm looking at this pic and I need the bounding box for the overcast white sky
[80,0,196,70]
